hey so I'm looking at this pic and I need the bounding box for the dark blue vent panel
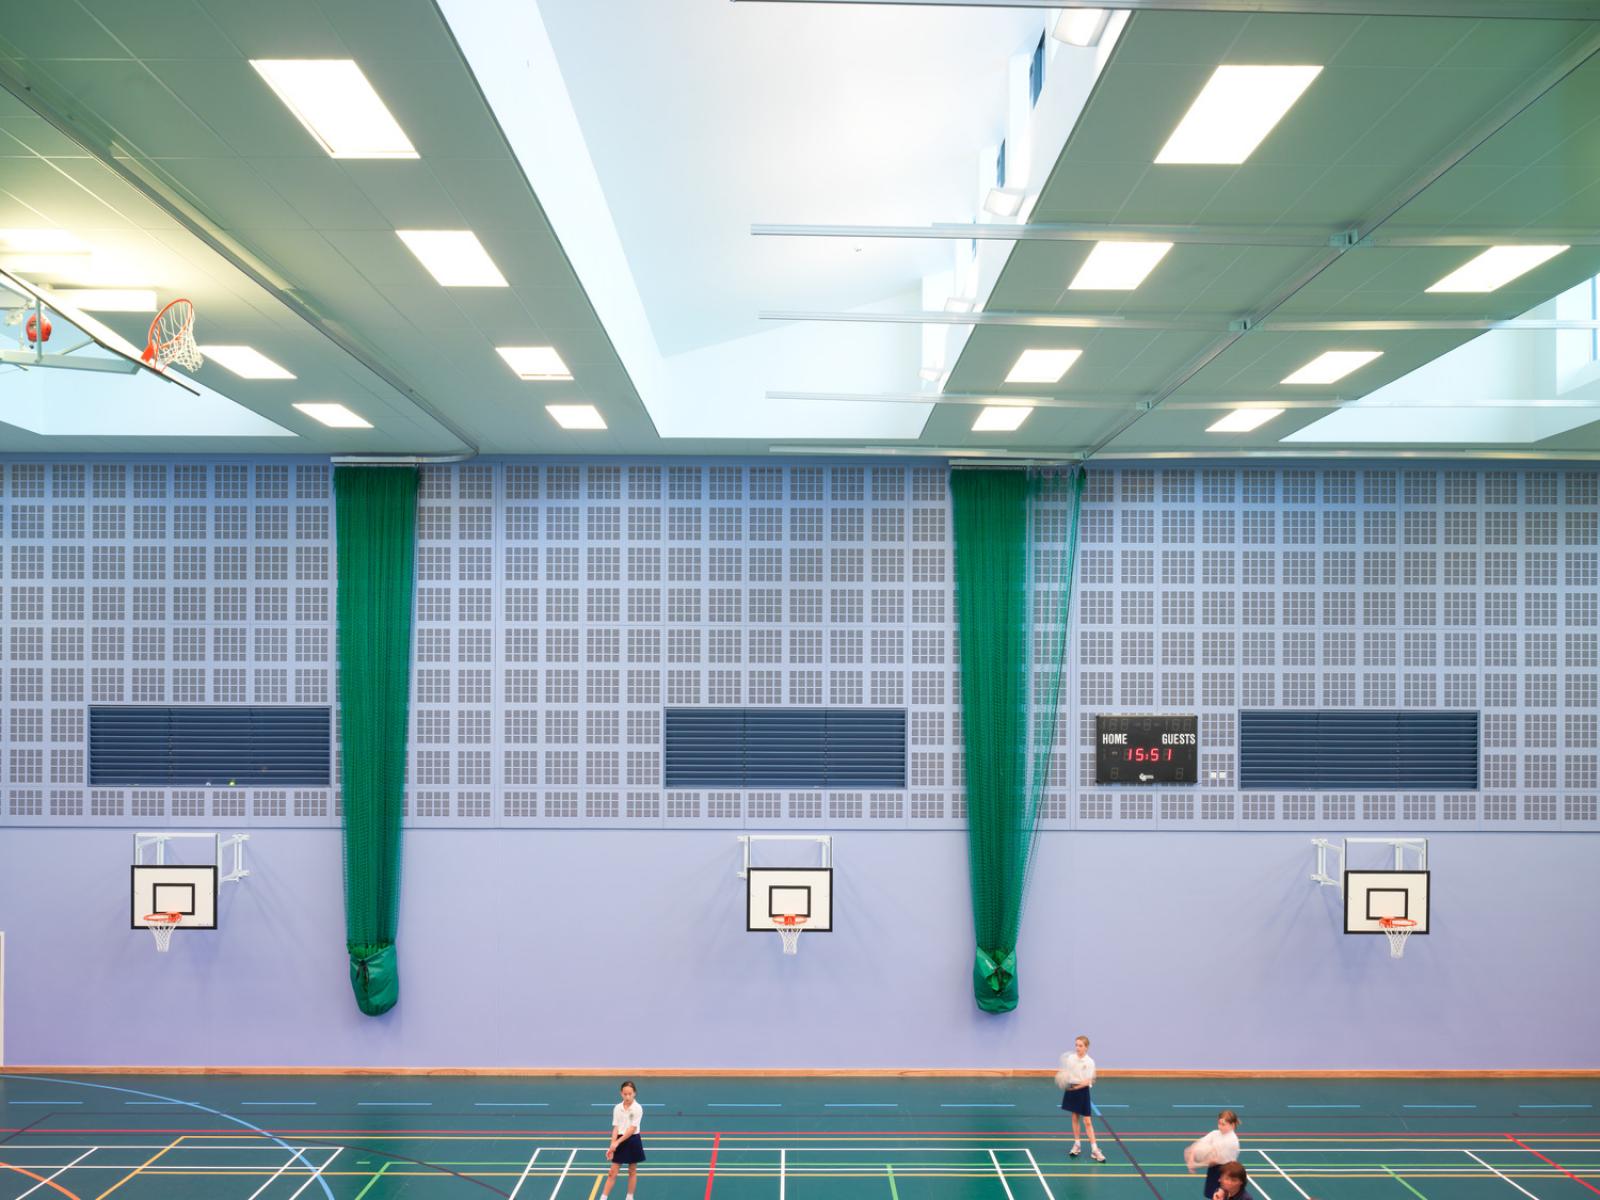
[665,708,906,790]
[89,706,332,788]
[1239,710,1479,791]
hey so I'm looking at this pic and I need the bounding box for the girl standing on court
[1185,1109,1241,1197]
[601,1079,646,1200]
[1056,1035,1106,1162]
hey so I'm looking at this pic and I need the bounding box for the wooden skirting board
[4,1065,1598,1077]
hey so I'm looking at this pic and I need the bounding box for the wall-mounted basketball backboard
[1344,869,1429,936]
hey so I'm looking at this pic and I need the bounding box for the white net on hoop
[1379,917,1415,959]
[776,917,807,955]
[145,912,182,953]
[145,300,203,372]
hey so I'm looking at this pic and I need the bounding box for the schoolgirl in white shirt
[1055,1035,1106,1162]
[602,1079,646,1200]
[1185,1109,1241,1197]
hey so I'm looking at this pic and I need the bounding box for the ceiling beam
[761,310,1600,333]
[735,0,1600,18]
[754,222,1600,249]
[768,390,1600,410]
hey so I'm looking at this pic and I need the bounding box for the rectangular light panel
[547,404,607,430]
[294,402,371,428]
[1206,407,1284,433]
[0,229,89,253]
[200,345,296,380]
[397,230,508,287]
[972,406,1031,432]
[1282,350,1382,385]
[53,288,157,313]
[1005,348,1081,384]
[1069,241,1173,290]
[1053,8,1110,47]
[497,346,572,380]
[251,60,417,159]
[1426,245,1569,293]
[1155,65,1322,164]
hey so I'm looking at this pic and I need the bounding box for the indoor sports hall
[0,2,1597,1198]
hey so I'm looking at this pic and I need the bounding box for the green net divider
[951,466,1085,1012]
[334,466,419,1016]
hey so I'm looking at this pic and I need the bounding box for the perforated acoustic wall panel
[2,460,1598,830]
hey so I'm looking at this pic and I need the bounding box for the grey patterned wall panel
[3,459,1596,830]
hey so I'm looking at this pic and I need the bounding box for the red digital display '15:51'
[1124,747,1174,762]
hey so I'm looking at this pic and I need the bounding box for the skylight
[1006,348,1082,384]
[397,230,508,287]
[251,60,418,159]
[1069,241,1173,291]
[1155,65,1322,165]
[498,346,573,380]
[1426,245,1569,294]
[1281,350,1383,386]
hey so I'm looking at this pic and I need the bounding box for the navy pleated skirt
[612,1134,646,1164]
[1060,1087,1093,1115]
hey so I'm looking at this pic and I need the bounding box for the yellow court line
[92,1135,184,1200]
[587,1172,603,1200]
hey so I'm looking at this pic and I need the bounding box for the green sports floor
[1,1074,1596,1199]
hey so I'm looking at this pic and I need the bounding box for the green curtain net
[950,467,1085,1012]
[334,466,419,1016]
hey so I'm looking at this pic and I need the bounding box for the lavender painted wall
[2,828,1595,1069]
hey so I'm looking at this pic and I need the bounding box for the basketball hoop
[1378,916,1417,959]
[775,914,807,956]
[141,299,203,372]
[143,911,183,953]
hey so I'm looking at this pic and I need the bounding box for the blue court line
[357,1101,434,1107]
[6,1100,83,1105]
[1174,1104,1244,1109]
[940,1103,1016,1109]
[1094,1104,1130,1109]
[126,1101,184,1105]
[1403,1104,1477,1109]
[707,1103,783,1108]
[1519,1103,1593,1109]
[474,1102,550,1108]
[588,1102,666,1107]
[825,1103,899,1108]
[1288,1104,1361,1109]
[240,1101,318,1107]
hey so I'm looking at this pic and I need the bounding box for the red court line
[1506,1133,1600,1196]
[0,1160,85,1200]
[704,1131,720,1200]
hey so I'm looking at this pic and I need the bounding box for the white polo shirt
[1191,1128,1240,1165]
[612,1100,643,1135]
[1059,1052,1096,1087]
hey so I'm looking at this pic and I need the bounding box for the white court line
[1466,1149,1546,1200]
[1022,1148,1057,1200]
[356,1101,432,1107]
[988,1148,1017,1200]
[245,1145,306,1200]
[6,1100,83,1105]
[506,1146,542,1200]
[543,1148,576,1200]
[286,1148,343,1200]
[12,1147,95,1200]
[780,1147,786,1200]
[1255,1148,1312,1200]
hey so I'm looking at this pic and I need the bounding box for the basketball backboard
[746,867,833,934]
[1344,869,1430,936]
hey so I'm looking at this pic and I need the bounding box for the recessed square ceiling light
[1052,7,1111,47]
[251,60,417,159]
[294,402,371,428]
[53,288,157,313]
[1155,65,1322,165]
[0,229,89,253]
[1069,241,1173,290]
[1206,407,1285,433]
[1425,245,1569,293]
[1281,350,1383,385]
[973,406,1032,432]
[1005,348,1082,384]
[201,345,296,380]
[919,366,944,382]
[984,188,1025,217]
[547,404,607,430]
[944,296,976,313]
[396,230,507,287]
[497,346,572,380]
